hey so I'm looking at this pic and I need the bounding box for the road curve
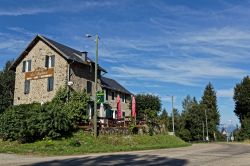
[1,143,250,166]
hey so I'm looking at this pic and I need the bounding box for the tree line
[134,83,220,141]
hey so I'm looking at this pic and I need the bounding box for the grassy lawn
[0,131,190,156]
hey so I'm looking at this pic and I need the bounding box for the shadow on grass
[26,154,188,166]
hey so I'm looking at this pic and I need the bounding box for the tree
[0,60,15,113]
[181,96,204,141]
[168,108,182,135]
[159,108,169,133]
[134,94,161,122]
[200,82,220,140]
[234,76,250,139]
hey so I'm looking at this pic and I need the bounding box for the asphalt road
[1,143,250,166]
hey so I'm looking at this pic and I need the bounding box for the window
[89,64,92,73]
[87,81,92,95]
[45,55,55,68]
[105,89,108,101]
[111,91,115,100]
[22,60,31,72]
[24,80,30,94]
[121,94,126,103]
[47,77,54,91]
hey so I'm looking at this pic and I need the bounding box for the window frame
[47,77,54,92]
[111,91,115,100]
[24,80,30,94]
[45,55,55,68]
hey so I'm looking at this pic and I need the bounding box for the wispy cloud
[217,89,234,98]
[0,1,116,16]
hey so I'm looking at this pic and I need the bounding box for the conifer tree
[200,82,220,140]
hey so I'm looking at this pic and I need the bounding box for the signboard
[25,68,54,80]
[97,91,104,104]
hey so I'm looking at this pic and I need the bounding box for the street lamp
[86,34,99,138]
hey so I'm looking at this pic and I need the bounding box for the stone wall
[105,89,131,117]
[14,40,68,105]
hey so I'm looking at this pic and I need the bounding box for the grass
[0,131,190,156]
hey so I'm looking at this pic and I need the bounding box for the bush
[0,87,89,143]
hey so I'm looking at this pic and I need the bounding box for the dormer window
[45,55,55,68]
[22,60,31,72]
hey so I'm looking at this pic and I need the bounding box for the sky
[1,0,250,126]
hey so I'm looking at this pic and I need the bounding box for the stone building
[10,35,132,118]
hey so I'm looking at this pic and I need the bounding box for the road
[1,143,250,166]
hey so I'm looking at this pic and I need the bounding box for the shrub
[69,139,81,147]
[0,87,89,143]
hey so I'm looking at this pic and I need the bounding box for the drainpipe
[67,59,75,101]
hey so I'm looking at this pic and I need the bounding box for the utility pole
[93,34,99,138]
[172,96,175,135]
[205,109,209,141]
[202,121,205,141]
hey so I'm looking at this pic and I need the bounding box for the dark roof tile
[101,77,132,95]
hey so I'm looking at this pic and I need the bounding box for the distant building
[10,35,132,118]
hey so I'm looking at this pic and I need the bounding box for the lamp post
[86,34,99,138]
[205,109,209,141]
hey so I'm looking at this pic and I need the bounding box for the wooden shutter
[45,56,49,68]
[22,61,26,72]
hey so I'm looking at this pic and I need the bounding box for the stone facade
[12,35,132,118]
[14,40,68,105]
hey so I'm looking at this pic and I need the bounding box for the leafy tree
[200,82,220,140]
[0,60,15,113]
[234,76,250,139]
[134,94,161,122]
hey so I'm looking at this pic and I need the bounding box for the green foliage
[180,96,204,141]
[178,128,191,142]
[234,76,250,140]
[237,118,250,140]
[234,76,250,120]
[69,139,81,147]
[200,83,220,140]
[0,60,15,113]
[134,94,161,121]
[0,87,89,143]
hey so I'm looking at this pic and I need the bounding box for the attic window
[45,55,55,68]
[22,60,31,72]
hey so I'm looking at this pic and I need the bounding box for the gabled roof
[10,34,106,72]
[101,76,132,95]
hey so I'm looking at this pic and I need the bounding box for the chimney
[80,51,87,62]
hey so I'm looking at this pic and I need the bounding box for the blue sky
[1,0,250,126]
